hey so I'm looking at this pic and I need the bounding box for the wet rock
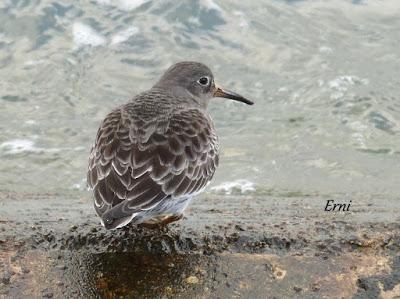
[348,235,363,247]
[356,278,369,291]
[311,283,320,292]
[195,266,206,276]
[265,262,286,280]
[185,276,199,284]
[0,192,399,298]
[235,224,245,231]
[1,272,11,285]
[293,286,302,293]
[42,288,54,298]
[55,264,67,270]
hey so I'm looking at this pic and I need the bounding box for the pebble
[293,286,302,292]
[185,276,199,284]
[42,288,53,298]
[311,283,320,291]
[55,264,67,270]
[235,225,245,231]
[1,272,11,285]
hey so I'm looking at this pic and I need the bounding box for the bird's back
[87,89,219,229]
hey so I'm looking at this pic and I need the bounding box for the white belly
[132,195,194,224]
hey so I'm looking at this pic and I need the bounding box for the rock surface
[0,191,399,298]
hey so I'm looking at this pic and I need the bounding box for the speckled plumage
[87,62,252,229]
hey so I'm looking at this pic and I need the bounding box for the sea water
[0,0,399,200]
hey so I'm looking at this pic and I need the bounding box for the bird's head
[153,61,254,108]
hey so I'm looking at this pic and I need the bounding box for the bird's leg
[139,214,183,230]
[160,214,183,225]
[138,222,165,230]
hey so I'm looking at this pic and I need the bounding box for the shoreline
[1,192,399,298]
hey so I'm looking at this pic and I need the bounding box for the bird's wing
[87,106,219,228]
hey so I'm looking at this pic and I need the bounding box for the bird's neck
[151,86,208,110]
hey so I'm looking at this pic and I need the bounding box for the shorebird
[87,61,253,229]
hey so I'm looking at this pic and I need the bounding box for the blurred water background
[0,0,399,200]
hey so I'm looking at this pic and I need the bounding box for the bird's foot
[139,214,183,230]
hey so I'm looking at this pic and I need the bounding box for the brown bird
[87,61,253,229]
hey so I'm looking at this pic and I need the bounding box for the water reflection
[69,251,206,298]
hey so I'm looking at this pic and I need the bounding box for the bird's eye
[198,76,209,86]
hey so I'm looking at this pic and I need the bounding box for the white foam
[24,120,37,125]
[327,75,369,100]
[111,26,140,45]
[202,0,222,11]
[306,158,338,169]
[0,139,37,154]
[0,139,62,155]
[233,10,248,28]
[93,0,148,10]
[211,179,255,195]
[278,86,288,93]
[93,0,111,4]
[117,0,149,10]
[73,146,85,151]
[319,46,333,54]
[24,60,45,66]
[348,121,368,148]
[352,132,367,148]
[72,178,88,191]
[72,22,106,49]
[328,75,369,92]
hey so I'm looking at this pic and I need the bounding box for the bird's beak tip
[214,86,254,105]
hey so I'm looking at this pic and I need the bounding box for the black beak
[214,86,254,105]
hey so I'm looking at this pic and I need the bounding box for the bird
[87,61,253,230]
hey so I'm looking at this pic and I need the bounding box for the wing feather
[87,102,219,229]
